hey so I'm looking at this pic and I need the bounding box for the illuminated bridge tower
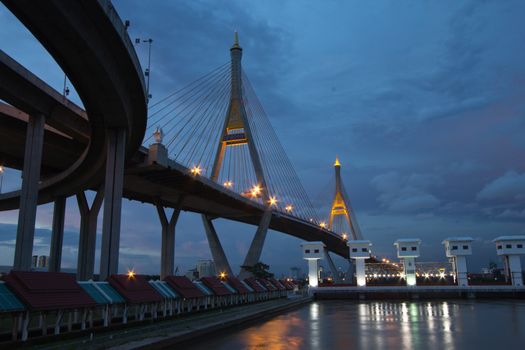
[210,32,269,201]
[202,32,272,279]
[328,157,362,240]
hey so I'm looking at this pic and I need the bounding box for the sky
[0,0,524,276]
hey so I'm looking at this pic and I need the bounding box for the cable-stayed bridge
[0,1,360,281]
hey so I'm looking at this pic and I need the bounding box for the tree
[241,262,274,278]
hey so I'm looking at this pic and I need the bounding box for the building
[38,255,49,268]
[196,259,216,278]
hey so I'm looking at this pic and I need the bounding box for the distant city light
[219,271,227,279]
[268,196,278,206]
[127,269,136,279]
[285,204,293,213]
[342,233,348,240]
[223,180,233,188]
[319,221,327,229]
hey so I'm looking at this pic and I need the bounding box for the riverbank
[18,295,311,350]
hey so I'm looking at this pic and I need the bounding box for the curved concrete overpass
[1,0,147,203]
[0,0,348,264]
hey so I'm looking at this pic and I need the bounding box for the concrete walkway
[25,296,311,350]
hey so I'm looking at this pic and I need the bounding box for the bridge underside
[123,154,349,258]
[0,109,349,258]
[0,3,348,261]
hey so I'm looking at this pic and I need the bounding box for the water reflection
[241,311,304,350]
[183,300,525,350]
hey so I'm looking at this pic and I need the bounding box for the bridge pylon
[210,32,269,203]
[203,33,272,279]
[328,157,362,240]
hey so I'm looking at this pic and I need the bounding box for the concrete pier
[348,240,372,287]
[48,196,66,272]
[443,237,473,286]
[100,128,127,280]
[13,113,45,270]
[202,216,233,276]
[302,242,325,288]
[239,209,272,279]
[77,190,104,280]
[494,236,525,287]
[157,204,181,279]
[394,239,421,286]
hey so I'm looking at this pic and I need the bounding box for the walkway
[23,296,311,350]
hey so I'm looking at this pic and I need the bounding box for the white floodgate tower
[442,237,473,286]
[348,240,372,287]
[394,239,421,286]
[493,236,525,287]
[302,242,325,287]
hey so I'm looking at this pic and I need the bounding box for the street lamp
[135,37,153,103]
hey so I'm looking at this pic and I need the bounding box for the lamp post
[135,37,153,104]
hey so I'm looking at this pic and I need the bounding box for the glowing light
[250,184,262,198]
[407,276,417,286]
[268,196,278,206]
[334,156,341,167]
[0,165,4,173]
[439,272,445,279]
[319,221,327,229]
[223,181,233,188]
[285,204,293,213]
[342,233,348,240]
[127,269,136,279]
[190,165,202,176]
[219,271,227,280]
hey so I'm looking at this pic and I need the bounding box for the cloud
[497,208,525,219]
[371,172,441,213]
[477,171,525,201]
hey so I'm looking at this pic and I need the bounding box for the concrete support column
[403,257,416,286]
[238,209,272,279]
[455,256,469,286]
[348,240,371,286]
[308,259,320,287]
[156,204,181,279]
[506,255,523,287]
[14,113,45,270]
[202,215,233,276]
[100,128,127,280]
[48,197,66,272]
[301,242,324,288]
[77,190,104,280]
[355,259,366,287]
[323,250,341,283]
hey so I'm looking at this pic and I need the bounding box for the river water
[183,300,525,350]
